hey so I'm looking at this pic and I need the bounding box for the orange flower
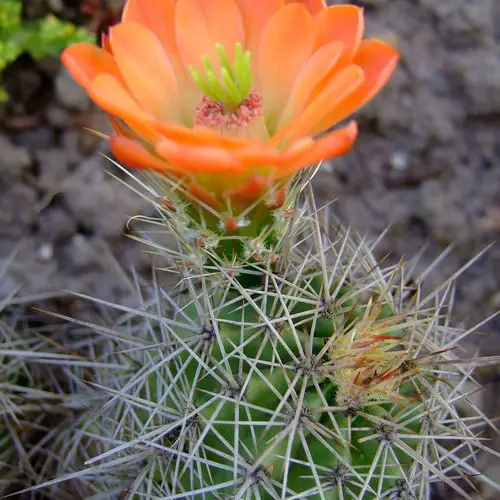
[62,0,398,208]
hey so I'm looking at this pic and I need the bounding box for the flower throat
[190,43,264,132]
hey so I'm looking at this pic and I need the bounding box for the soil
[0,0,500,497]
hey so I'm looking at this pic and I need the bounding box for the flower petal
[273,65,364,144]
[233,137,313,167]
[257,3,315,129]
[310,39,399,135]
[236,0,283,55]
[285,0,326,15]
[278,41,344,128]
[101,33,112,54]
[155,122,251,149]
[110,136,177,173]
[122,0,200,119]
[175,0,244,72]
[122,0,183,72]
[110,22,180,121]
[274,122,357,177]
[351,39,400,109]
[109,117,137,138]
[187,182,223,209]
[156,139,244,172]
[297,121,358,166]
[313,5,364,65]
[232,145,283,165]
[88,74,159,140]
[61,43,120,89]
[226,175,270,201]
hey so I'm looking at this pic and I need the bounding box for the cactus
[0,249,49,494]
[20,174,500,499]
[0,249,122,497]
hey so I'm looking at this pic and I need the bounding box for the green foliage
[0,0,94,100]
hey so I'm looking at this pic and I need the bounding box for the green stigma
[190,43,252,110]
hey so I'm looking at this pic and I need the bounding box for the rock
[11,126,56,150]
[37,242,54,262]
[77,128,101,156]
[1,114,41,131]
[0,270,19,299]
[3,66,45,115]
[0,135,32,179]
[451,50,500,115]
[88,109,113,136]
[389,152,409,171]
[61,130,85,163]
[384,163,443,189]
[37,56,62,78]
[409,93,464,147]
[46,0,64,14]
[328,187,419,238]
[0,237,58,296]
[0,184,37,238]
[114,237,155,273]
[377,88,463,150]
[64,159,151,238]
[61,129,104,162]
[45,105,72,129]
[64,234,105,272]
[481,206,500,233]
[55,68,89,111]
[471,125,500,167]
[23,0,47,18]
[35,149,70,191]
[418,180,470,244]
[420,0,494,46]
[37,207,77,242]
[357,0,389,8]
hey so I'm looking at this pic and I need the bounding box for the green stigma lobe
[190,42,253,110]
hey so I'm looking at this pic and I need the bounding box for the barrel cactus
[22,180,500,500]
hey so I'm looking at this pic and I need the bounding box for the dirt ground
[0,1,500,496]
[2,0,500,327]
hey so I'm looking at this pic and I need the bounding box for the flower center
[194,90,263,129]
[190,43,253,111]
[190,43,265,137]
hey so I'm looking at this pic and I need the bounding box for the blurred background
[0,0,499,497]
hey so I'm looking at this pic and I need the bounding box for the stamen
[195,90,263,130]
[190,43,253,110]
